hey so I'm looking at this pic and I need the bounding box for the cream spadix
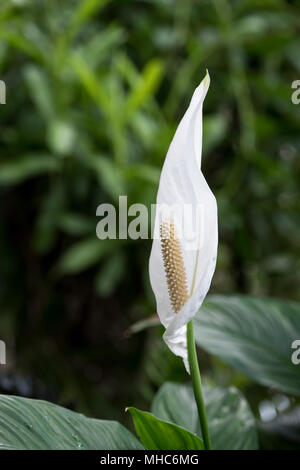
[149,72,218,371]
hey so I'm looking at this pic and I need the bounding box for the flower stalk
[187,320,212,450]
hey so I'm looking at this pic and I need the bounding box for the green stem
[187,320,212,450]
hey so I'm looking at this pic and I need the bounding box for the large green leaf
[194,296,300,396]
[151,382,258,450]
[0,395,143,450]
[127,407,204,450]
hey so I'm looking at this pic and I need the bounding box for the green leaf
[151,382,258,450]
[194,295,300,396]
[69,53,111,115]
[0,395,143,450]
[123,164,160,185]
[57,238,119,274]
[76,27,125,69]
[86,154,126,199]
[57,213,94,236]
[203,114,228,154]
[125,60,164,116]
[94,251,125,297]
[68,0,111,37]
[127,407,204,450]
[0,29,44,61]
[24,66,54,121]
[0,155,59,185]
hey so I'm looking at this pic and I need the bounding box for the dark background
[0,0,299,435]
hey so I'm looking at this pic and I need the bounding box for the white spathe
[149,72,218,371]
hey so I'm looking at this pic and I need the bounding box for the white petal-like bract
[149,72,218,370]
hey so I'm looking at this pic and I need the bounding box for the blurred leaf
[203,113,229,153]
[58,213,94,236]
[115,53,140,86]
[126,314,159,336]
[76,27,125,69]
[0,28,44,61]
[129,113,161,149]
[152,382,258,450]
[125,60,164,116]
[194,296,300,396]
[47,120,75,155]
[58,238,118,274]
[69,53,111,115]
[0,395,143,450]
[259,405,300,450]
[0,155,59,185]
[286,39,300,72]
[127,407,204,450]
[94,251,126,297]
[33,183,65,254]
[137,333,185,402]
[68,0,111,39]
[124,164,160,185]
[24,66,54,121]
[86,154,126,199]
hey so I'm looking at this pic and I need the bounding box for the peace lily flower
[149,71,218,371]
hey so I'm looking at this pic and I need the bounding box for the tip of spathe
[197,69,210,94]
[204,68,210,83]
[192,69,210,102]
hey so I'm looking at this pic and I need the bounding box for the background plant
[0,0,299,450]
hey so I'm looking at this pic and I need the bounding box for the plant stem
[186,320,212,450]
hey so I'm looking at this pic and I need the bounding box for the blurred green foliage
[0,0,299,444]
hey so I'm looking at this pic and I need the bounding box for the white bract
[149,72,218,371]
